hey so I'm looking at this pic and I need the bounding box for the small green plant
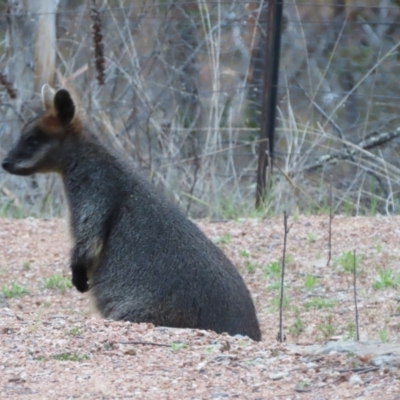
[343,197,353,216]
[22,261,31,271]
[0,200,26,218]
[344,322,357,340]
[373,269,400,290]
[303,298,336,310]
[204,346,217,354]
[239,250,250,258]
[270,348,280,357]
[285,254,294,265]
[266,282,281,291]
[264,261,281,279]
[43,274,72,293]
[244,260,257,273]
[306,232,316,243]
[170,342,188,352]
[29,307,44,333]
[345,351,363,368]
[239,250,257,273]
[219,199,242,221]
[1,282,27,298]
[333,251,362,274]
[52,353,90,362]
[214,233,231,246]
[295,380,311,391]
[289,316,305,337]
[376,243,383,253]
[270,295,290,311]
[346,351,357,359]
[318,322,335,339]
[67,327,83,336]
[238,339,250,348]
[304,275,317,291]
[378,328,389,343]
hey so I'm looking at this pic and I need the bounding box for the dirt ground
[1,215,400,399]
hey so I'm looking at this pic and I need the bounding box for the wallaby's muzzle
[2,156,33,176]
[1,155,20,174]
[1,157,11,172]
[2,148,39,176]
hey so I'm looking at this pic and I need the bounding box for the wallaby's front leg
[71,256,89,293]
[70,237,103,293]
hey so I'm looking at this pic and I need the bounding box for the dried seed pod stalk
[90,1,106,86]
[0,71,17,99]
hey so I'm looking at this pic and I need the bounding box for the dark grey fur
[2,86,261,341]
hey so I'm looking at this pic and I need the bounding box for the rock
[349,374,363,385]
[0,293,9,308]
[269,372,287,381]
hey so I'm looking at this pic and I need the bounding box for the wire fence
[0,0,400,218]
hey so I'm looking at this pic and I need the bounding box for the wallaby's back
[2,84,261,341]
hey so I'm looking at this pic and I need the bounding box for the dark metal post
[255,0,284,208]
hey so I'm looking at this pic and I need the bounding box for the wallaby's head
[2,84,80,176]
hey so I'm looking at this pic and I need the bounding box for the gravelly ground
[1,215,400,399]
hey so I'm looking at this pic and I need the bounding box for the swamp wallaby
[2,84,261,341]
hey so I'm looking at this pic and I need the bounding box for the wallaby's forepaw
[71,266,89,293]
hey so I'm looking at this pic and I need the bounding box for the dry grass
[1,1,400,219]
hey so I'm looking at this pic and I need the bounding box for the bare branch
[302,127,400,173]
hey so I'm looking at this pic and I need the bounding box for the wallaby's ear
[41,84,56,111]
[53,89,75,126]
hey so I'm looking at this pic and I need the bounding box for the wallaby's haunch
[2,85,261,341]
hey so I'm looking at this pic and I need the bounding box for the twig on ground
[353,249,360,341]
[277,211,291,343]
[338,366,379,374]
[119,341,170,347]
[327,176,333,267]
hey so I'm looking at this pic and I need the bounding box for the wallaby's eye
[25,136,39,147]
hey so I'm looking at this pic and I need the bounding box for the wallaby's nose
[2,158,10,171]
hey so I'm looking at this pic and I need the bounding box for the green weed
[378,328,389,343]
[373,269,400,290]
[343,197,353,216]
[214,233,231,246]
[306,232,316,243]
[344,322,357,341]
[1,282,27,298]
[266,282,281,291]
[285,254,294,265]
[304,275,317,291]
[303,298,336,310]
[43,274,72,293]
[295,380,312,391]
[170,342,188,352]
[289,317,305,337]
[264,261,281,279]
[0,200,26,218]
[244,260,257,273]
[67,327,83,336]
[22,262,31,271]
[318,323,335,339]
[204,346,217,354]
[239,250,250,258]
[52,353,90,362]
[333,251,362,274]
[270,295,290,311]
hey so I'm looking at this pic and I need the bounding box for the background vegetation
[1,0,400,219]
